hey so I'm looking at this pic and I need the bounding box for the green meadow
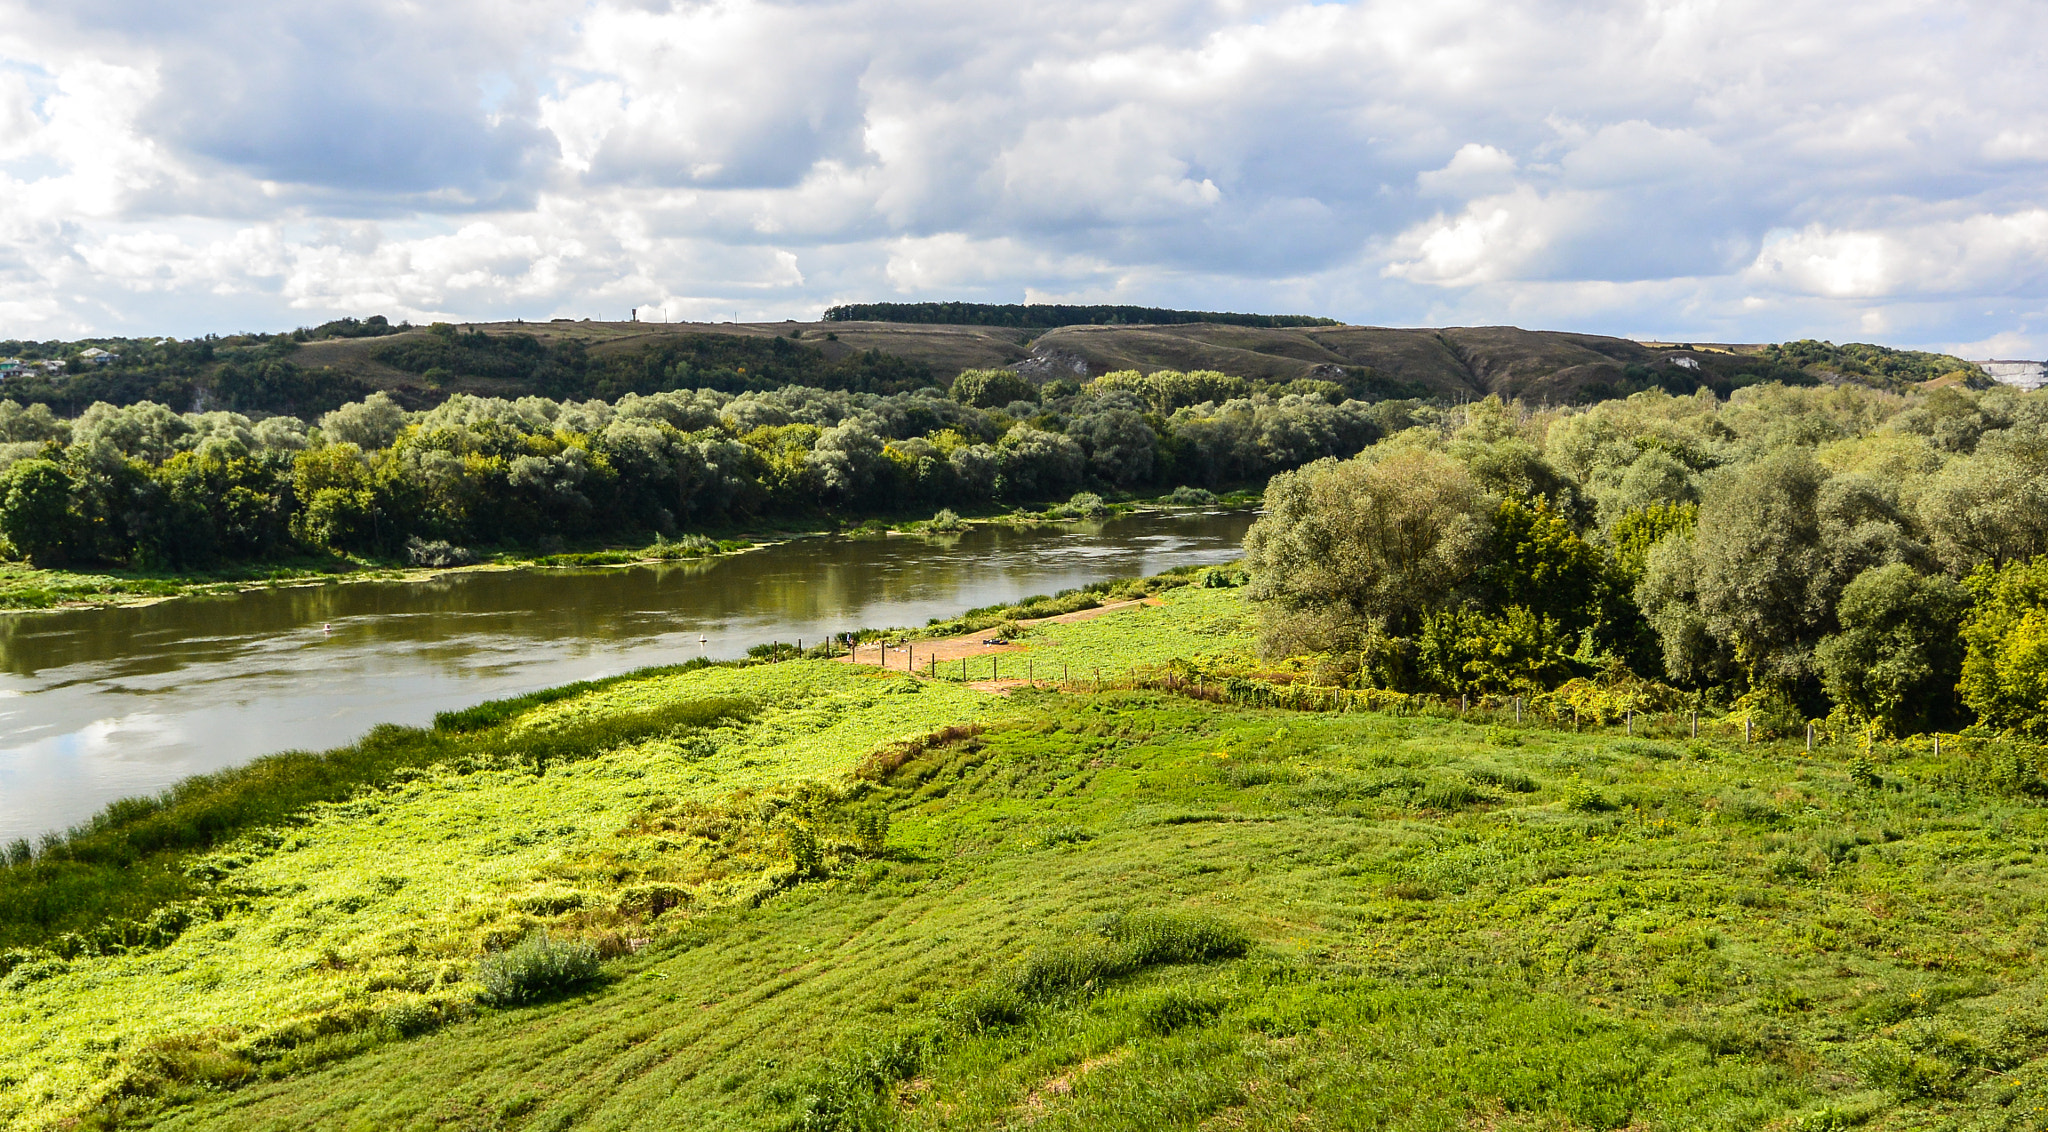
[5,585,2048,1130]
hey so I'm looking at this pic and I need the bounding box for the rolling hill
[290,318,1806,408]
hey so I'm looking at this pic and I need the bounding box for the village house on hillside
[0,357,71,381]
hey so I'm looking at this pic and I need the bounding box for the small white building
[77,347,117,366]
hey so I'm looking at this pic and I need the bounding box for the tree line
[0,369,1391,570]
[1245,382,2048,739]
[820,302,1341,329]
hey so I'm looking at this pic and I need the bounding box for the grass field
[6,586,2048,1130]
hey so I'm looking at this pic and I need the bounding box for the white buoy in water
[322,623,332,635]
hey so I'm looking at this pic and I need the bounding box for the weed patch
[476,933,602,1006]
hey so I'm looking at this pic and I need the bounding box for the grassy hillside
[6,585,2048,1130]
[297,320,1817,407]
[14,317,1975,417]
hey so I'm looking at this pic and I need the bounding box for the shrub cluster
[1245,384,2048,738]
[475,932,602,1006]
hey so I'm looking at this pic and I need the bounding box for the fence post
[1461,695,1467,714]
[1805,722,1812,752]
[1626,710,1633,736]
[1514,696,1521,723]
[1744,718,1753,744]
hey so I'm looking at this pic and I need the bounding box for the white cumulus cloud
[0,0,2038,354]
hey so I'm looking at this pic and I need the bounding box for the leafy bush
[0,954,67,991]
[851,808,890,854]
[475,933,601,1006]
[926,508,965,532]
[381,997,446,1037]
[1163,485,1219,506]
[647,533,715,559]
[404,537,475,568]
[616,883,691,918]
[1054,491,1107,518]
[785,823,825,877]
[1562,778,1610,813]
[1416,605,1577,695]
[1959,555,2048,737]
[950,369,1035,409]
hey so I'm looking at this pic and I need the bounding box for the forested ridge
[1244,382,2048,741]
[0,320,938,419]
[820,301,1341,328]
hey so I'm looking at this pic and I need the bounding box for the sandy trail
[836,596,1162,682]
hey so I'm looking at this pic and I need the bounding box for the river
[0,509,1255,844]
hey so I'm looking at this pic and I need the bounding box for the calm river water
[0,509,1254,843]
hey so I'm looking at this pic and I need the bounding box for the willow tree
[1244,446,1488,656]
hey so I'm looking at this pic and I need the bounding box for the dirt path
[837,596,1162,681]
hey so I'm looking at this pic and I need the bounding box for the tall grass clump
[953,910,1249,1030]
[772,1027,937,1132]
[476,933,602,1006]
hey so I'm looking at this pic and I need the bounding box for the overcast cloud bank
[0,0,2044,354]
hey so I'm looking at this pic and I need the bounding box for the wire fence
[830,646,2016,761]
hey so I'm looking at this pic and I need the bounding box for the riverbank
[7,584,2048,1129]
[0,494,1258,612]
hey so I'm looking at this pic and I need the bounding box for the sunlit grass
[6,590,2048,1130]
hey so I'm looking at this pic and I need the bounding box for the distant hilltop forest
[0,308,1992,423]
[819,301,1342,329]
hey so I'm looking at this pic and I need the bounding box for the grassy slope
[8,587,2048,1130]
[293,319,1724,405]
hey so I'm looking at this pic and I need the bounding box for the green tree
[1683,448,1834,692]
[1245,447,1489,655]
[1415,605,1577,694]
[0,459,81,565]
[1480,496,1605,631]
[290,444,383,552]
[1611,501,1697,582]
[1815,564,1968,734]
[1958,555,2048,737]
[950,369,1036,409]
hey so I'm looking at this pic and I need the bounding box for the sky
[0,0,2044,355]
